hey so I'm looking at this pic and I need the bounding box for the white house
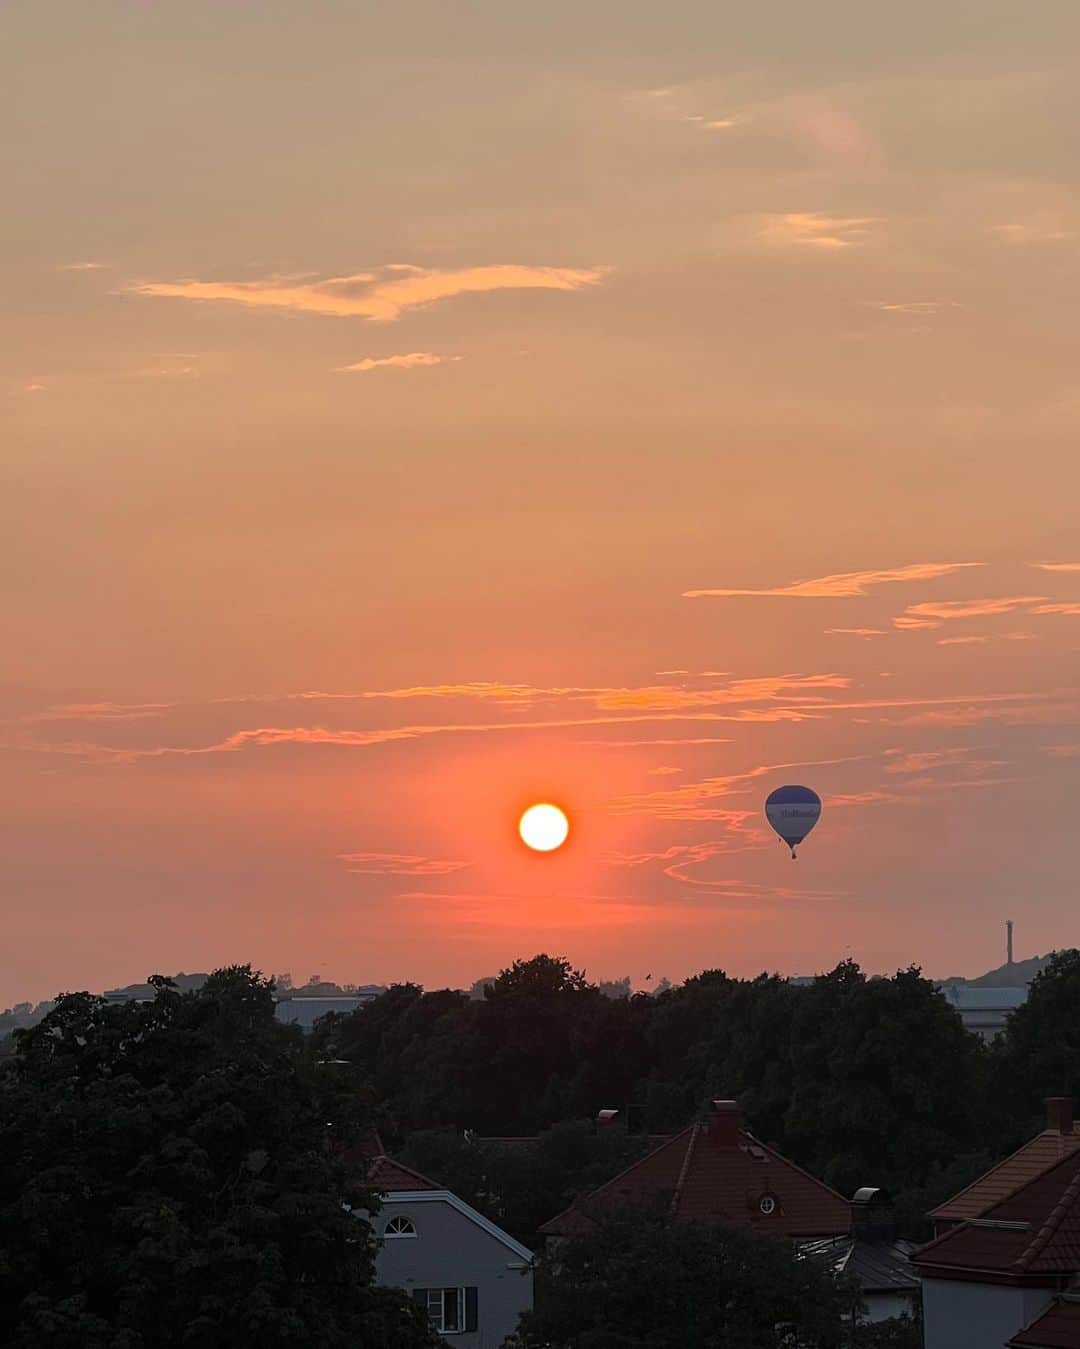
[367,1153,534,1348]
[916,1101,1080,1349]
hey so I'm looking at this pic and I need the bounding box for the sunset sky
[3,1,1080,1005]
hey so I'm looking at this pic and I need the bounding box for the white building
[366,1152,534,1347]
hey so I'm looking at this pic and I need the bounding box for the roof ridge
[748,1133,852,1208]
[931,1129,1080,1219]
[369,1154,441,1190]
[538,1124,697,1233]
[1018,1155,1080,1270]
[670,1123,701,1216]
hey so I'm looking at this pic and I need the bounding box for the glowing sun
[518,803,570,853]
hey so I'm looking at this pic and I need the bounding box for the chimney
[1046,1098,1074,1135]
[851,1187,895,1243]
[1007,919,1014,966]
[707,1100,741,1148]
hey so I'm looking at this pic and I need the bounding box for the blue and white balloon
[765,785,822,859]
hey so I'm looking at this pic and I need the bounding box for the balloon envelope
[765,785,822,852]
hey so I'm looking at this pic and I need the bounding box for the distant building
[362,1147,533,1346]
[916,1098,1080,1349]
[273,992,379,1030]
[938,984,1028,1041]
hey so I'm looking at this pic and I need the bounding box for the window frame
[426,1286,466,1334]
[384,1214,418,1239]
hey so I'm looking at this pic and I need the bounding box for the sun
[518,802,570,853]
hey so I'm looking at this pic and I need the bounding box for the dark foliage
[508,1203,858,1349]
[314,953,1024,1240]
[0,967,438,1349]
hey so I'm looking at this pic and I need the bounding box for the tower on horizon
[1006,919,1014,966]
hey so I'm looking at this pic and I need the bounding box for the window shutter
[465,1286,478,1332]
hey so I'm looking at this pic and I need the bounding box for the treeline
[0,970,439,1348]
[312,950,1080,1241]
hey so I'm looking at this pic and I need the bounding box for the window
[385,1215,417,1238]
[759,1194,777,1216]
[427,1288,463,1334]
[415,1287,477,1335]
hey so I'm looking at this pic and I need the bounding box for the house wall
[375,1196,533,1349]
[923,1278,1053,1349]
[862,1290,916,1324]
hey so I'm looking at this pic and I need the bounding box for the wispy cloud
[826,628,886,638]
[647,765,684,776]
[334,352,456,373]
[1046,744,1080,758]
[131,263,608,322]
[937,632,1035,646]
[22,701,172,724]
[892,596,1048,630]
[58,261,109,271]
[1031,602,1080,616]
[685,561,979,600]
[338,851,469,876]
[1032,562,1080,573]
[870,301,956,315]
[760,212,880,250]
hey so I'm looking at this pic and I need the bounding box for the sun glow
[518,803,570,852]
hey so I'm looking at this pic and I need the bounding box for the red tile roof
[1008,1294,1080,1348]
[932,1129,1080,1224]
[539,1120,851,1239]
[916,1152,1080,1282]
[366,1154,441,1193]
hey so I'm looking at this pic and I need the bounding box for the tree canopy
[508,1203,861,1349]
[0,967,437,1349]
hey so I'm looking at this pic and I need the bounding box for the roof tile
[540,1121,850,1239]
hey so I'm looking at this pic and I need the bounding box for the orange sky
[3,2,1080,1004]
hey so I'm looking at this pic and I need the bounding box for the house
[539,1099,851,1241]
[1007,1287,1080,1347]
[365,1148,534,1347]
[929,1098,1080,1237]
[799,1188,919,1324]
[915,1142,1080,1349]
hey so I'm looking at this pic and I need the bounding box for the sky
[3,1,1080,1005]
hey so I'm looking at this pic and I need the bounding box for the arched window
[759,1195,777,1216]
[385,1215,417,1238]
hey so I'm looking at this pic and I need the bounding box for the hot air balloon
[765,785,821,859]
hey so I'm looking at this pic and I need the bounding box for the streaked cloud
[338,851,469,876]
[827,628,886,638]
[1031,602,1080,616]
[760,212,880,250]
[892,596,1048,629]
[1032,562,1080,573]
[1046,744,1080,758]
[58,261,109,271]
[685,561,979,600]
[130,263,609,322]
[22,701,172,724]
[647,765,684,776]
[937,632,1035,646]
[334,352,457,373]
[870,302,950,315]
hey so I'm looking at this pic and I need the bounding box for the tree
[995,949,1080,1137]
[511,1204,854,1349]
[0,967,438,1349]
